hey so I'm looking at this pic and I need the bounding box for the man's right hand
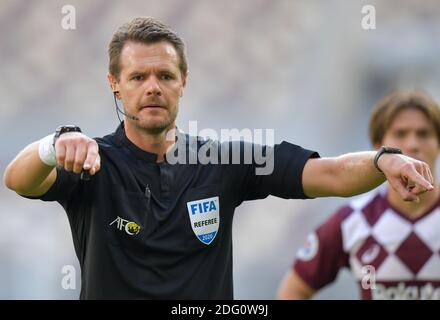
[55,132,101,175]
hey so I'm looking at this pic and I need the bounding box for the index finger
[83,141,99,170]
[405,167,434,191]
[388,177,419,202]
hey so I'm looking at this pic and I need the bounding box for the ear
[180,71,188,97]
[374,143,382,151]
[107,73,121,98]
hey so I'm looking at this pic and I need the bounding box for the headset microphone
[113,91,140,121]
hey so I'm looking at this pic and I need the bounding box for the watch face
[55,125,81,139]
[384,147,402,154]
[60,125,81,134]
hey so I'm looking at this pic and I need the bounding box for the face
[108,41,187,134]
[379,108,439,169]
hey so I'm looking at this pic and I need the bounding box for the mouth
[141,105,164,110]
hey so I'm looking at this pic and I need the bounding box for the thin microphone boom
[113,92,139,121]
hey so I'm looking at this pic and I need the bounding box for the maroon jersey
[294,188,440,299]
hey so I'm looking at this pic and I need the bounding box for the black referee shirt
[27,122,319,299]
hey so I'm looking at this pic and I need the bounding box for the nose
[403,134,420,157]
[145,76,162,96]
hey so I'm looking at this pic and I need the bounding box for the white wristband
[38,133,57,166]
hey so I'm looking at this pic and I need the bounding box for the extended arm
[302,151,433,201]
[4,132,100,197]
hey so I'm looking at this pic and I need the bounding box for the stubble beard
[131,106,178,136]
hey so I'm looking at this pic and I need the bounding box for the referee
[3,17,434,299]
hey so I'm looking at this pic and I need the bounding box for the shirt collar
[113,122,198,164]
[114,122,158,163]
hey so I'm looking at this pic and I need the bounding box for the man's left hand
[377,153,434,202]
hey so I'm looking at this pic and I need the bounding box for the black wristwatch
[374,146,403,173]
[53,125,82,148]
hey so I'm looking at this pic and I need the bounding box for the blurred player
[277,90,440,300]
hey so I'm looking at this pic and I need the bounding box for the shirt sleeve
[228,141,319,205]
[20,166,83,206]
[293,206,352,290]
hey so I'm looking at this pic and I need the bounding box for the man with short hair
[277,90,440,300]
[3,18,434,299]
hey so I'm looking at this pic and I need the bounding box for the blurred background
[1,0,440,299]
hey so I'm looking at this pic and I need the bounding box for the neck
[387,176,440,219]
[124,121,176,162]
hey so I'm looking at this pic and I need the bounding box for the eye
[132,75,144,81]
[394,130,406,139]
[160,73,173,81]
[417,130,430,139]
